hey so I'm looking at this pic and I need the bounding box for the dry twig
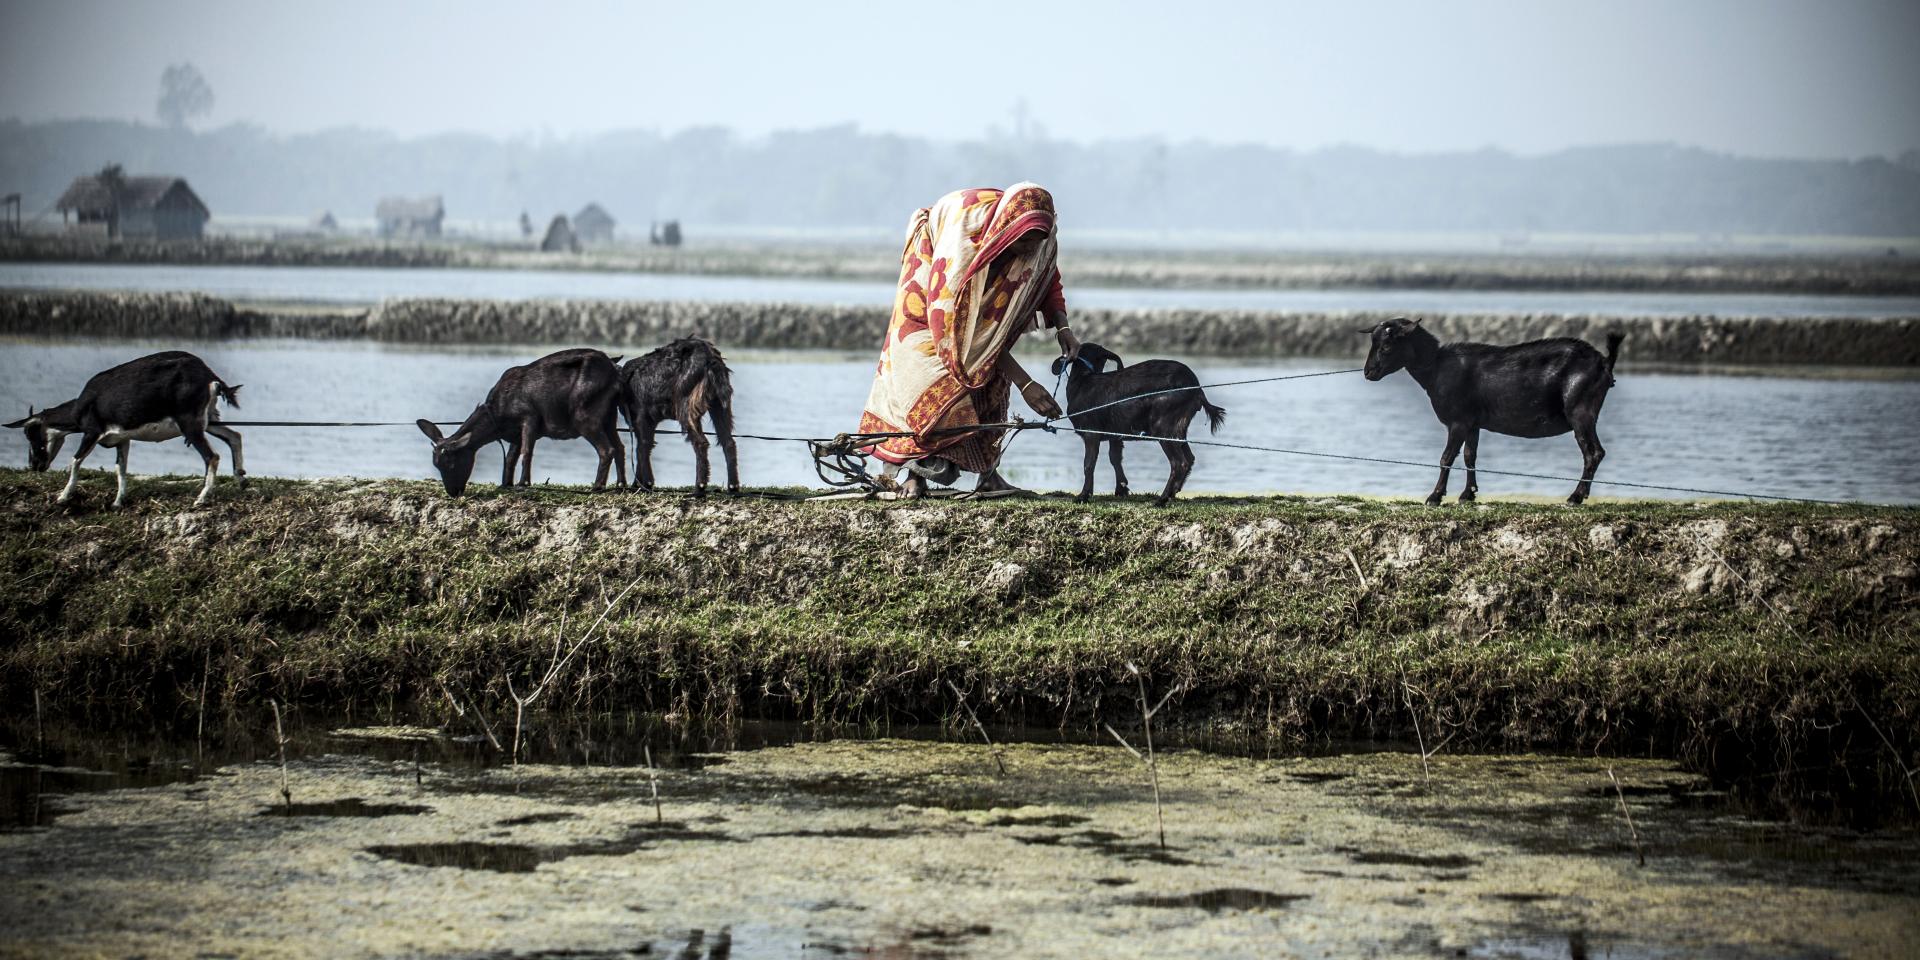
[1607,766,1646,867]
[1103,662,1179,848]
[947,680,1007,775]
[269,699,292,812]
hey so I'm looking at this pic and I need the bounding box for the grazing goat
[5,350,245,508]
[1363,318,1623,505]
[620,338,740,496]
[416,348,627,497]
[1050,343,1225,506]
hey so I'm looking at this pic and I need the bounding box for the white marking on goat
[44,426,69,465]
[100,420,183,446]
[206,420,245,482]
[195,450,220,506]
[59,452,83,502]
[114,444,130,508]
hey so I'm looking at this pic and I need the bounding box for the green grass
[2,468,1916,814]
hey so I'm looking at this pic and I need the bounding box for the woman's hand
[1018,379,1062,419]
[1056,325,1082,363]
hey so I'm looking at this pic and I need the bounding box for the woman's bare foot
[901,474,928,499]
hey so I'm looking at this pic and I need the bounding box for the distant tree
[95,163,126,239]
[156,63,214,129]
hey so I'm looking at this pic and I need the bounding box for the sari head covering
[858,183,1061,471]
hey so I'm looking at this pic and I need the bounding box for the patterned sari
[857,183,1063,472]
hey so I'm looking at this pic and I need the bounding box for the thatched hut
[376,196,444,238]
[56,175,210,240]
[540,214,579,253]
[573,203,615,245]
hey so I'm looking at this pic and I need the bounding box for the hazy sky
[2,0,1916,158]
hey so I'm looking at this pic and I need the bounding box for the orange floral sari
[857,183,1061,472]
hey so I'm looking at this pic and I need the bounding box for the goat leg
[1427,429,1465,507]
[686,422,711,497]
[1154,439,1188,507]
[626,419,656,492]
[1459,428,1480,503]
[501,441,522,488]
[711,407,741,495]
[206,421,247,489]
[1076,436,1100,503]
[113,443,130,509]
[1109,440,1129,497]
[518,422,538,486]
[180,423,221,507]
[1569,416,1606,505]
[58,434,98,504]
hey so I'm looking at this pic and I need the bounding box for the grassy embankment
[6,234,1920,294]
[1,469,1915,814]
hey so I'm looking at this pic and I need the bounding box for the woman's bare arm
[996,350,1062,419]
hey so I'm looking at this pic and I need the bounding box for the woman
[857,183,1082,496]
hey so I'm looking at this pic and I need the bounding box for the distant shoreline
[5,234,1920,296]
[3,289,1915,368]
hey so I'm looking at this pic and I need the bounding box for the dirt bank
[1,471,1914,816]
[6,290,1917,366]
[7,234,1920,294]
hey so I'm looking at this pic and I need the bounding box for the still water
[3,713,1916,958]
[3,339,1916,503]
[6,261,1920,317]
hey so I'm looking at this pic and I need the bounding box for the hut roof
[376,195,444,221]
[57,176,209,218]
[540,214,579,252]
[574,203,615,230]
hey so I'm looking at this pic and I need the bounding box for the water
[3,713,1915,958]
[3,339,1917,503]
[6,261,1920,317]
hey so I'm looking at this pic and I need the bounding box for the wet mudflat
[2,723,1916,959]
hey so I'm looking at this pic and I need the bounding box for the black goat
[620,338,740,496]
[5,350,245,508]
[1050,343,1225,506]
[416,348,627,497]
[1363,318,1623,505]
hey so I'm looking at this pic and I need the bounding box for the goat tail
[1604,332,1625,386]
[213,380,242,410]
[1201,397,1227,435]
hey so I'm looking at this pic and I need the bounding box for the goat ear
[1050,356,1068,377]
[606,355,622,365]
[3,416,27,429]
[416,419,445,444]
[1412,318,1425,327]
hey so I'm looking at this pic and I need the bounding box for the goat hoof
[237,475,250,490]
[1114,486,1129,497]
[1567,493,1587,505]
[1423,494,1444,507]
[1458,490,1476,503]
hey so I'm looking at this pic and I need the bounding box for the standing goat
[620,338,740,496]
[416,348,627,497]
[1050,343,1225,506]
[5,350,245,508]
[1363,318,1623,505]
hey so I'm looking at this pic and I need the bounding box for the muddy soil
[2,722,1915,959]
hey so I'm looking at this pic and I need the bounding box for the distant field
[5,233,1920,295]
